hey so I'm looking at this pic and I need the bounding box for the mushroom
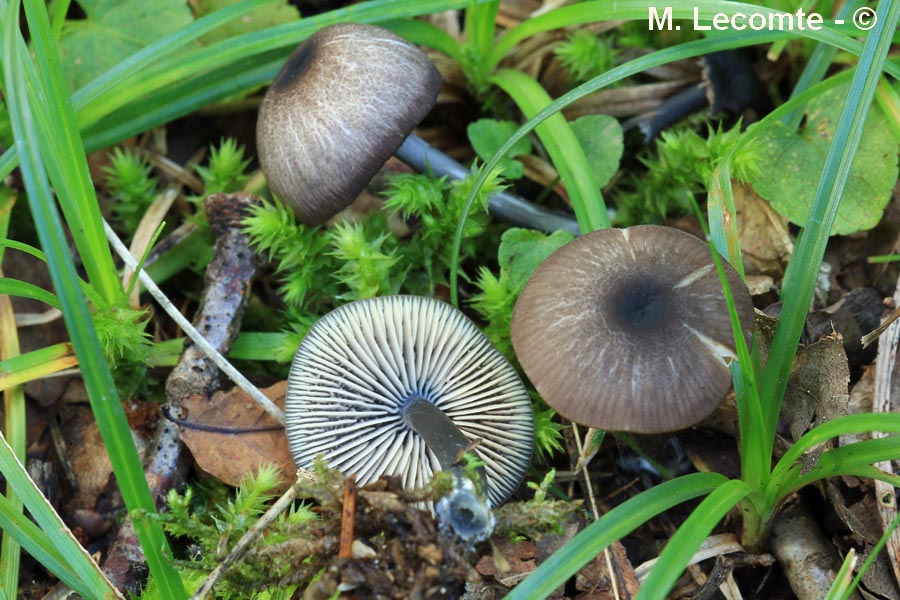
[285,295,534,538]
[624,51,763,142]
[510,225,754,433]
[256,23,442,224]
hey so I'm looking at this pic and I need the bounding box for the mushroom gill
[285,295,534,507]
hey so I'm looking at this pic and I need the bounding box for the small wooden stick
[861,305,900,348]
[339,475,357,559]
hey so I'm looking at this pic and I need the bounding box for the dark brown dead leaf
[575,540,640,599]
[61,405,147,535]
[476,539,560,596]
[179,381,294,491]
[781,335,850,443]
[476,539,538,580]
[804,288,884,376]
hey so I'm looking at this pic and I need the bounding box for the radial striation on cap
[257,24,442,224]
[510,225,754,434]
[285,295,534,506]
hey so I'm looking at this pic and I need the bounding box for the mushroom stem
[402,396,472,471]
[402,396,495,541]
[395,134,581,235]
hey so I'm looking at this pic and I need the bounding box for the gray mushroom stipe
[395,135,582,236]
[511,225,754,434]
[257,24,442,224]
[285,295,534,507]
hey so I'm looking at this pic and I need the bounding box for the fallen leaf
[733,183,791,278]
[780,335,850,471]
[576,540,640,599]
[179,382,294,491]
[476,538,550,591]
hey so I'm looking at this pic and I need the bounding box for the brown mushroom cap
[257,24,442,224]
[510,225,754,434]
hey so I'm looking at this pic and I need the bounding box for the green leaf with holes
[498,228,574,290]
[193,0,299,45]
[58,0,193,91]
[750,83,899,235]
[570,114,623,188]
[468,119,532,180]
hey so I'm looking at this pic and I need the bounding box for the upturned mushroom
[256,23,442,224]
[285,295,534,539]
[510,225,754,434]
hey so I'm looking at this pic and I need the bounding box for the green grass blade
[688,197,765,487]
[824,548,858,600]
[759,0,900,453]
[504,472,729,599]
[770,413,900,484]
[0,193,13,266]
[0,343,78,393]
[465,0,499,58]
[0,239,47,262]
[0,240,104,306]
[21,0,120,303]
[0,478,93,597]
[844,510,900,599]
[0,278,61,309]
[381,18,465,63]
[0,262,25,600]
[875,78,900,141]
[781,0,862,129]
[491,69,607,233]
[635,479,750,600]
[3,1,185,596]
[81,59,281,151]
[783,437,900,494]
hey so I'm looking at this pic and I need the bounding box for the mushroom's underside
[286,295,534,506]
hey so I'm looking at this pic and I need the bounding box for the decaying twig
[102,193,264,593]
[339,475,358,559]
[771,500,862,600]
[103,205,284,422]
[869,274,900,588]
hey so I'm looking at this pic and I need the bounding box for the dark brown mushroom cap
[285,295,534,506]
[257,24,442,224]
[510,225,754,434]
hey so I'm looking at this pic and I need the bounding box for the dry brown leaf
[576,540,640,599]
[476,538,553,592]
[179,382,294,491]
[782,334,851,444]
[734,183,792,278]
